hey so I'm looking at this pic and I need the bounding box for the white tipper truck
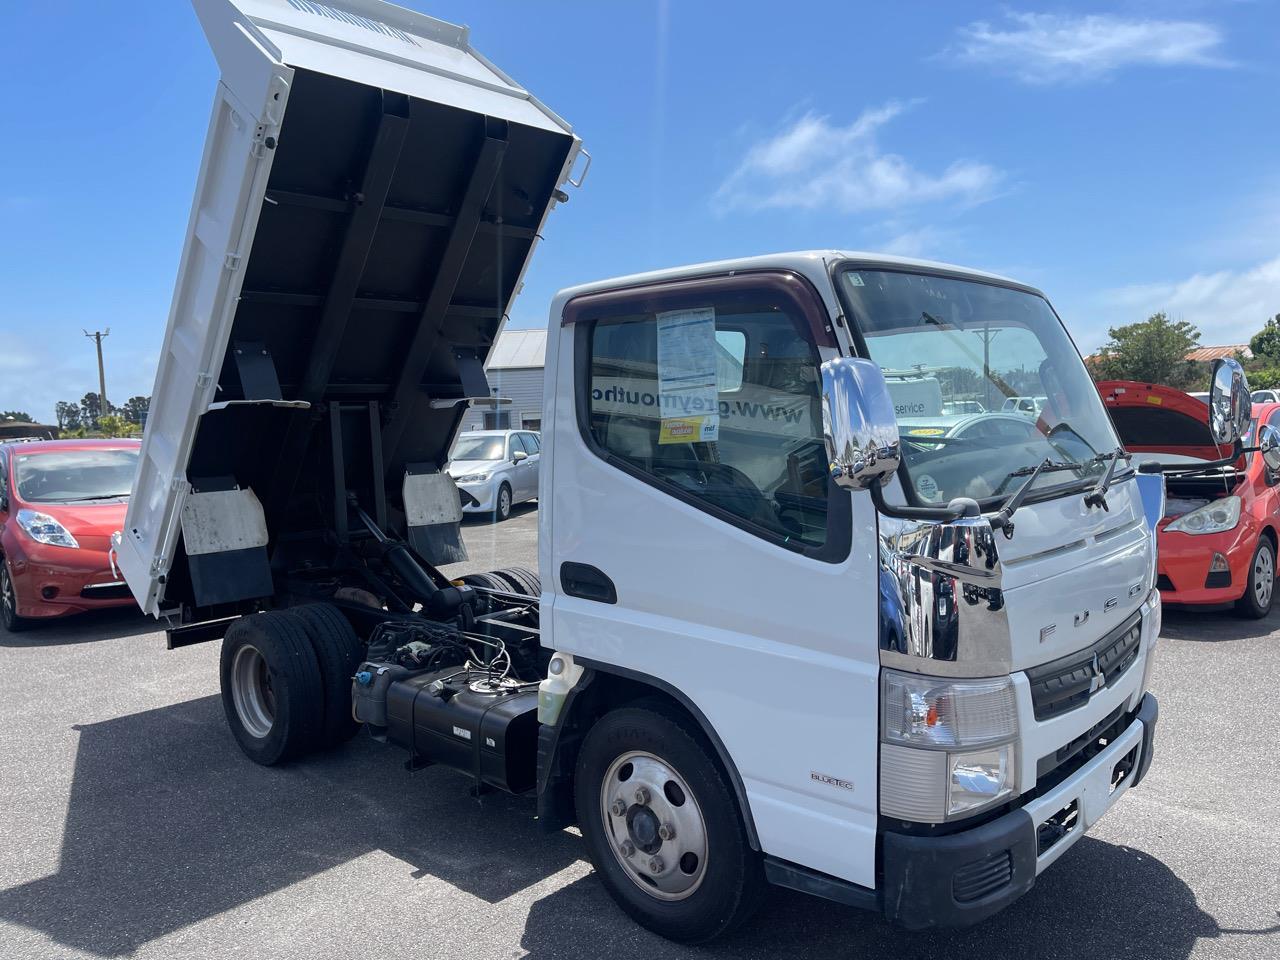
[119,0,1257,944]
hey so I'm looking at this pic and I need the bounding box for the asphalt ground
[1,504,1277,959]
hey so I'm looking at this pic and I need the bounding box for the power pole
[83,329,110,422]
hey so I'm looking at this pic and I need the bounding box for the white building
[460,328,547,433]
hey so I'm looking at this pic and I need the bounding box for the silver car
[445,429,540,521]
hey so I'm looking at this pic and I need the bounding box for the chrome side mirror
[1208,357,1251,446]
[1259,424,1280,472]
[821,357,902,490]
[512,450,529,463]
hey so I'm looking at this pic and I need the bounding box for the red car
[1099,381,1280,617]
[0,439,141,630]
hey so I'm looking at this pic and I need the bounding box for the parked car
[1252,389,1280,403]
[0,439,141,630]
[1001,395,1048,417]
[445,429,540,520]
[1098,381,1279,617]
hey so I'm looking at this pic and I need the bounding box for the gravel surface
[1,506,1276,959]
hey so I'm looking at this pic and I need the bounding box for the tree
[80,392,103,427]
[1,410,33,423]
[95,414,134,438]
[55,401,82,431]
[121,395,151,425]
[1249,314,1280,363]
[1092,312,1201,388]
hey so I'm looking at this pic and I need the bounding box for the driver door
[545,272,882,888]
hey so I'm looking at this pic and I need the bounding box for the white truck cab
[120,0,1258,946]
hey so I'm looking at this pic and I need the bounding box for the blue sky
[1,1,1278,423]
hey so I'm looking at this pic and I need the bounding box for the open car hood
[1096,380,1231,462]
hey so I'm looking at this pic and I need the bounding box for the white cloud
[949,11,1232,84]
[1101,254,1280,347]
[713,101,1003,215]
[880,225,955,259]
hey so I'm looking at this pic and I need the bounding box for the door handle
[560,562,617,604]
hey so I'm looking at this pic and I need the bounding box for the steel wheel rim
[230,644,276,739]
[599,750,709,901]
[1255,545,1274,608]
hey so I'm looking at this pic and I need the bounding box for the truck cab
[120,0,1214,946]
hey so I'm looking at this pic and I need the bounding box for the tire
[574,705,765,943]
[488,566,541,598]
[1,561,34,632]
[219,611,324,765]
[292,603,364,746]
[494,483,512,522]
[1235,537,1275,619]
[460,571,508,592]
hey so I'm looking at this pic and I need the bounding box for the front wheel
[1235,537,1275,619]
[494,482,512,522]
[575,706,764,943]
[0,561,33,632]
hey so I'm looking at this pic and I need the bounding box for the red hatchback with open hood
[0,439,141,630]
[1098,381,1280,617]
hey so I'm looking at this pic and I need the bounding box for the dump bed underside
[121,0,577,616]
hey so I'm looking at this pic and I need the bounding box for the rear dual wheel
[220,604,364,765]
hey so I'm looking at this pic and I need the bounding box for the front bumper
[881,693,1158,929]
[1156,525,1253,604]
[7,544,135,618]
[453,477,497,513]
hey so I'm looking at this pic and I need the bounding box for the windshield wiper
[990,458,1062,538]
[1083,448,1127,511]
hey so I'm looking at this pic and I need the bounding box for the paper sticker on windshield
[846,272,865,286]
[907,427,946,437]
[915,474,940,502]
[659,415,718,444]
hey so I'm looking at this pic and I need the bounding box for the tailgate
[119,0,582,615]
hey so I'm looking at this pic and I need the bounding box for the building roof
[487,328,547,369]
[1186,345,1253,362]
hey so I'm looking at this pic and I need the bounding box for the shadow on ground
[0,694,580,956]
[1160,604,1279,642]
[0,607,154,648]
[522,838,1272,960]
[2,692,1272,959]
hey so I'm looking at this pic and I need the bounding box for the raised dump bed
[119,0,583,617]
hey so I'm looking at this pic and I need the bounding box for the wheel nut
[657,822,675,841]
[619,840,635,857]
[633,787,651,805]
[610,798,627,817]
[648,856,664,874]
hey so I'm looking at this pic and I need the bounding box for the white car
[1251,389,1280,404]
[446,429,541,520]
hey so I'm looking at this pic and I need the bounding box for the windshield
[451,435,505,461]
[840,269,1121,504]
[14,448,139,504]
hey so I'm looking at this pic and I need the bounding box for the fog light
[948,744,1016,816]
[41,586,59,600]
[1209,553,1229,573]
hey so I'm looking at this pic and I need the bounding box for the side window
[527,433,541,452]
[514,433,535,455]
[584,291,830,547]
[1268,409,1280,430]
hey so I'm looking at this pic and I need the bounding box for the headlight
[1165,495,1240,535]
[880,670,1018,821]
[454,473,489,484]
[16,509,79,548]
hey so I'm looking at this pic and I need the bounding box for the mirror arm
[867,479,975,522]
